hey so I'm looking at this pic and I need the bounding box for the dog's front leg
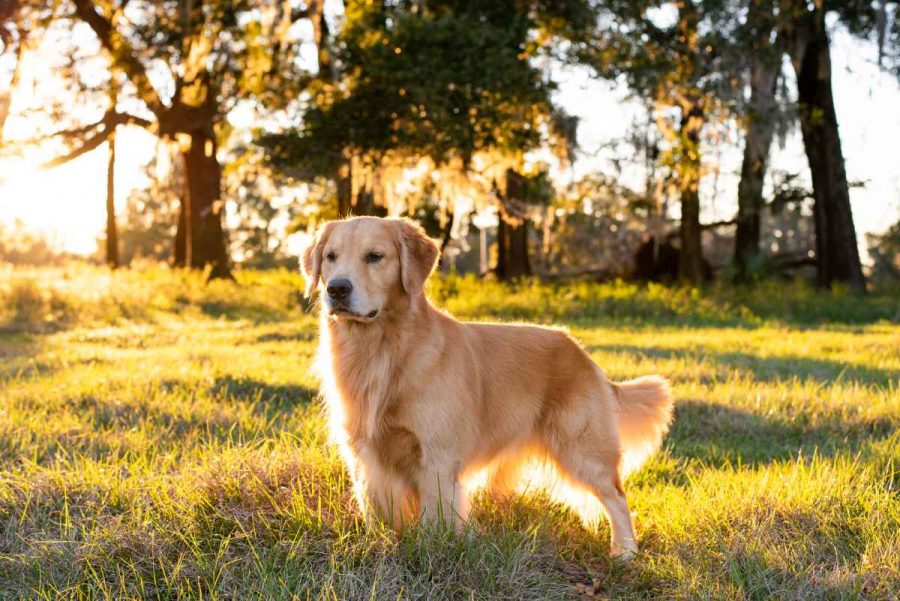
[353,445,416,529]
[417,459,467,529]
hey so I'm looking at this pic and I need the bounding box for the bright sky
[1,19,898,260]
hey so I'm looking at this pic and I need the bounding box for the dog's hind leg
[541,399,638,559]
[566,453,637,560]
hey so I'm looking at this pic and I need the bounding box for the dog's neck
[319,291,435,442]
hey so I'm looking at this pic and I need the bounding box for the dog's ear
[301,221,334,297]
[397,219,440,297]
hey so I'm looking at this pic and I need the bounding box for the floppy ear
[397,219,440,296]
[301,222,334,297]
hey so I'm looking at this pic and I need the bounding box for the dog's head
[301,217,439,322]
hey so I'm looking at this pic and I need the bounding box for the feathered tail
[613,375,674,476]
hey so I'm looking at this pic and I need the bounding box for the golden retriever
[302,216,673,559]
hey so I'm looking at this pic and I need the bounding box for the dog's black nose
[327,278,353,300]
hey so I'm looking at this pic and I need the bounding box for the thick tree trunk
[174,200,187,267]
[181,129,233,280]
[105,131,119,269]
[495,170,531,280]
[678,103,705,285]
[496,219,531,280]
[791,9,865,293]
[337,161,352,217]
[353,187,387,217]
[734,51,778,282]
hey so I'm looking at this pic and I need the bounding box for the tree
[866,219,900,282]
[0,0,22,140]
[585,0,739,285]
[733,0,781,282]
[778,0,875,293]
[41,0,321,279]
[731,0,898,288]
[264,0,591,278]
[104,123,118,268]
[118,156,182,266]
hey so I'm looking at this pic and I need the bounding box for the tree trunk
[496,219,530,280]
[437,207,455,268]
[678,103,705,285]
[494,170,531,280]
[181,128,233,280]
[0,28,24,144]
[337,161,352,217]
[734,47,779,282]
[353,187,387,217]
[174,200,187,267]
[791,8,866,293]
[105,131,119,269]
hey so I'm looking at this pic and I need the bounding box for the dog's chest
[330,338,396,442]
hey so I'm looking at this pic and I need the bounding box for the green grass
[1,263,898,599]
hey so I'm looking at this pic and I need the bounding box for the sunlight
[0,125,154,253]
[2,22,898,259]
[0,29,155,254]
[464,460,605,529]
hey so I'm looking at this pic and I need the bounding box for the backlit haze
[1,18,898,261]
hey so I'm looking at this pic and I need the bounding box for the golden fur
[302,216,674,559]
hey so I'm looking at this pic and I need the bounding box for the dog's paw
[609,541,638,563]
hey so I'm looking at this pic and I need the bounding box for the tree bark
[0,24,24,144]
[437,207,455,267]
[181,128,233,280]
[790,7,866,293]
[337,161,352,217]
[734,44,779,282]
[105,130,119,268]
[174,199,187,267]
[678,102,705,285]
[494,170,531,280]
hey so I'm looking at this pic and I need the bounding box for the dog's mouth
[329,306,380,322]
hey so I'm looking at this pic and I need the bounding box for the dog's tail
[612,375,674,477]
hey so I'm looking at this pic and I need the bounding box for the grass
[0,262,898,599]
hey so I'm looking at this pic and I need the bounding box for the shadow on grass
[210,376,318,411]
[254,330,316,343]
[0,333,113,381]
[594,343,900,388]
[666,399,895,468]
[0,334,43,380]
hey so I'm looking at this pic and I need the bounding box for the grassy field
[1,264,898,600]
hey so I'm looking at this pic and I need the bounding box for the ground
[1,264,898,600]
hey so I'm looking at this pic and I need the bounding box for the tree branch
[71,0,164,116]
[43,127,109,168]
[42,111,152,168]
[46,111,151,140]
[291,6,311,22]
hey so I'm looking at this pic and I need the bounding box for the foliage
[1,265,898,598]
[303,1,549,163]
[262,0,594,218]
[867,219,900,282]
[114,159,181,266]
[0,263,309,333]
[0,220,71,266]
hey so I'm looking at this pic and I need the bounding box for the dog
[302,216,673,559]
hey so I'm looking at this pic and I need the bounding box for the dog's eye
[365,251,384,264]
[325,251,336,262]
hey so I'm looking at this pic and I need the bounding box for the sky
[1,16,898,262]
